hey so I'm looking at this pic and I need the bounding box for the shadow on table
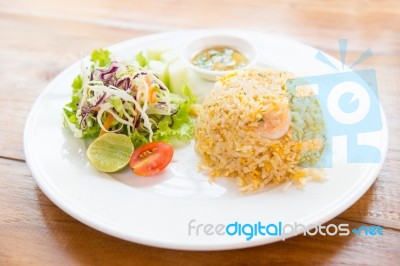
[35,186,373,265]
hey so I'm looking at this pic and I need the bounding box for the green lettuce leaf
[153,99,195,143]
[182,84,197,104]
[63,75,82,129]
[136,51,148,68]
[71,75,82,93]
[110,97,124,116]
[83,118,101,138]
[131,129,150,148]
[91,49,111,67]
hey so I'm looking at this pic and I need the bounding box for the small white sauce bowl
[181,35,259,81]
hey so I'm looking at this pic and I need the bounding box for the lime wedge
[87,133,134,172]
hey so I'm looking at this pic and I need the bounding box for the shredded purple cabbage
[79,92,108,130]
[156,81,167,91]
[80,113,89,130]
[98,61,119,85]
[116,77,131,91]
[133,72,147,79]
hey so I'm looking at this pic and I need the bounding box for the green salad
[63,49,196,148]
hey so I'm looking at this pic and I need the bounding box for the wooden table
[1,0,399,264]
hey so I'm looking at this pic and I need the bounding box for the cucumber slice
[168,60,188,96]
[148,60,169,87]
[186,70,213,103]
[160,50,178,64]
[147,48,165,61]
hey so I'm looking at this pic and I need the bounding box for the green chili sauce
[192,46,248,71]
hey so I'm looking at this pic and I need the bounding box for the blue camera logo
[287,40,382,167]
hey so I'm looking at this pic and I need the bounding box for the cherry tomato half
[129,142,174,176]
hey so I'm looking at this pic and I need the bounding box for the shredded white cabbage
[88,83,155,141]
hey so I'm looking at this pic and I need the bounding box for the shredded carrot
[132,110,139,128]
[99,113,114,136]
[144,74,152,87]
[149,87,157,103]
[145,74,157,103]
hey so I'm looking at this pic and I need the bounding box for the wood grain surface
[1,0,399,265]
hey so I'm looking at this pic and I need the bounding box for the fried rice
[194,68,326,192]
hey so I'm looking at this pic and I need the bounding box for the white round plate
[24,30,388,250]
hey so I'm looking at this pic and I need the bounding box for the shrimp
[258,99,290,139]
